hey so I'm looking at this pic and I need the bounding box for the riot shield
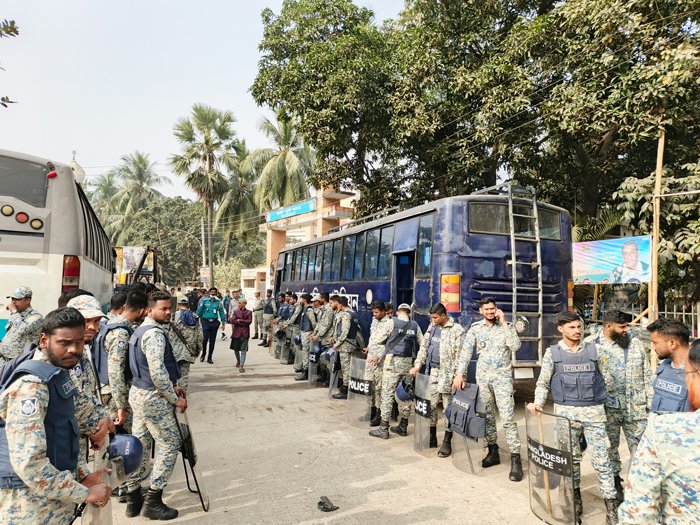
[525,409,575,525]
[279,337,291,365]
[345,356,372,427]
[450,383,487,476]
[293,339,303,370]
[326,348,341,399]
[176,409,210,512]
[307,342,321,388]
[413,373,433,457]
[81,442,114,525]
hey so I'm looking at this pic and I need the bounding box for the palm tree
[89,171,120,212]
[170,103,238,287]
[215,140,259,260]
[245,110,313,212]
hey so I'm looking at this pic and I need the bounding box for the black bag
[445,383,486,440]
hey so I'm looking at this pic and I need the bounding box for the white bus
[0,149,114,338]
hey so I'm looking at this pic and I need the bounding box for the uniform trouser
[427,367,452,428]
[262,314,274,341]
[0,487,77,524]
[177,361,192,391]
[477,367,521,453]
[253,311,264,336]
[301,331,313,370]
[380,356,413,420]
[339,346,353,386]
[290,326,301,355]
[201,319,220,359]
[554,403,616,499]
[127,389,182,492]
[365,361,383,408]
[604,406,647,475]
[104,392,133,434]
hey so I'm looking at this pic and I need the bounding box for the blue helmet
[274,328,286,341]
[109,434,144,475]
[395,377,414,404]
[294,335,302,346]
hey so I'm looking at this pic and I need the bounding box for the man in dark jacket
[229,298,252,372]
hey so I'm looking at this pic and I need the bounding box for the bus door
[392,251,415,309]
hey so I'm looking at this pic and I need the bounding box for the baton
[536,411,553,516]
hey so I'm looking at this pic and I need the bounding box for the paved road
[111,337,620,525]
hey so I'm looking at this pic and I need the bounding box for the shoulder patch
[73,362,83,377]
[117,340,128,350]
[19,398,38,417]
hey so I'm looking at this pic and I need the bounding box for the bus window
[469,203,561,241]
[283,253,291,282]
[331,239,342,281]
[291,251,298,281]
[300,248,309,281]
[322,241,333,281]
[538,209,562,240]
[377,225,394,278]
[354,233,365,279]
[342,236,356,280]
[416,214,433,276]
[364,228,380,279]
[314,244,323,281]
[0,155,50,207]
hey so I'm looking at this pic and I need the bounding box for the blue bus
[275,185,572,380]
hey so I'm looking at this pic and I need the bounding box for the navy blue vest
[279,303,290,321]
[300,306,314,332]
[92,320,133,387]
[336,310,360,341]
[652,358,692,413]
[128,325,180,391]
[263,298,274,315]
[0,361,79,488]
[386,319,420,358]
[550,343,607,407]
[290,304,302,325]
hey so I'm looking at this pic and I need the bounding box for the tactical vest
[0,361,79,488]
[336,310,360,341]
[129,325,180,391]
[550,343,607,407]
[290,305,301,325]
[263,299,274,315]
[651,358,692,413]
[385,319,420,358]
[300,306,314,332]
[427,326,442,367]
[92,320,133,387]
[279,303,290,321]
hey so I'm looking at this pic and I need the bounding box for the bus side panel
[81,257,113,310]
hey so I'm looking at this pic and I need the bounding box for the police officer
[527,311,619,524]
[331,296,359,400]
[454,297,523,481]
[311,293,335,385]
[124,291,186,520]
[107,291,128,320]
[295,294,317,381]
[285,293,303,368]
[1,287,43,362]
[370,303,423,439]
[196,287,226,364]
[0,308,111,524]
[409,303,465,457]
[647,317,693,413]
[271,292,290,359]
[619,338,700,523]
[170,295,203,391]
[252,291,264,340]
[586,309,653,501]
[261,289,277,347]
[365,301,393,426]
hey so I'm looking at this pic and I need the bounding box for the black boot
[199,354,205,362]
[369,419,390,439]
[573,488,583,519]
[429,426,438,448]
[614,474,625,502]
[438,431,453,458]
[295,369,308,381]
[370,409,382,427]
[482,443,500,468]
[390,400,399,421]
[509,453,523,482]
[332,386,348,399]
[125,487,144,518]
[604,498,620,525]
[390,418,409,436]
[141,488,178,520]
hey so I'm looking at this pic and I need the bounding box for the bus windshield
[0,155,49,207]
[469,202,561,240]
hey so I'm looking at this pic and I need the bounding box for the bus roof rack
[471,182,536,198]
[327,205,402,234]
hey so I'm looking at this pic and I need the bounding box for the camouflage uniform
[413,318,465,426]
[334,310,355,386]
[0,307,43,361]
[300,306,317,371]
[169,310,203,391]
[0,351,90,524]
[460,319,521,454]
[365,316,393,409]
[379,323,423,419]
[70,353,109,464]
[586,333,653,476]
[99,314,133,431]
[618,410,700,524]
[262,297,277,343]
[286,302,303,357]
[252,298,264,337]
[314,304,335,347]
[534,341,616,499]
[108,320,137,435]
[126,317,182,493]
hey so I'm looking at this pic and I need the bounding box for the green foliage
[214,237,266,289]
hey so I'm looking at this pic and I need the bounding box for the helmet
[395,377,414,405]
[274,328,287,341]
[294,335,301,346]
[322,347,336,363]
[109,434,144,475]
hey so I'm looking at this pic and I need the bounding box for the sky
[0,0,404,199]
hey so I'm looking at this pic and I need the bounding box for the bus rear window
[0,155,49,207]
[469,203,561,240]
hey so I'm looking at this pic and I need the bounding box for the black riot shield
[307,341,322,388]
[449,383,487,476]
[327,349,341,398]
[413,373,433,457]
[176,409,210,512]
[346,356,372,427]
[525,410,575,525]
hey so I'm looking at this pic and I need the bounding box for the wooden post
[592,284,600,322]
[650,129,665,323]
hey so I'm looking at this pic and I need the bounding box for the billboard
[266,198,316,223]
[573,235,651,284]
[114,246,155,285]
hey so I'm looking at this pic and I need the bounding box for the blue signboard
[573,235,652,284]
[266,199,317,223]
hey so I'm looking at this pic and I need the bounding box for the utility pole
[200,216,207,268]
[649,128,665,324]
